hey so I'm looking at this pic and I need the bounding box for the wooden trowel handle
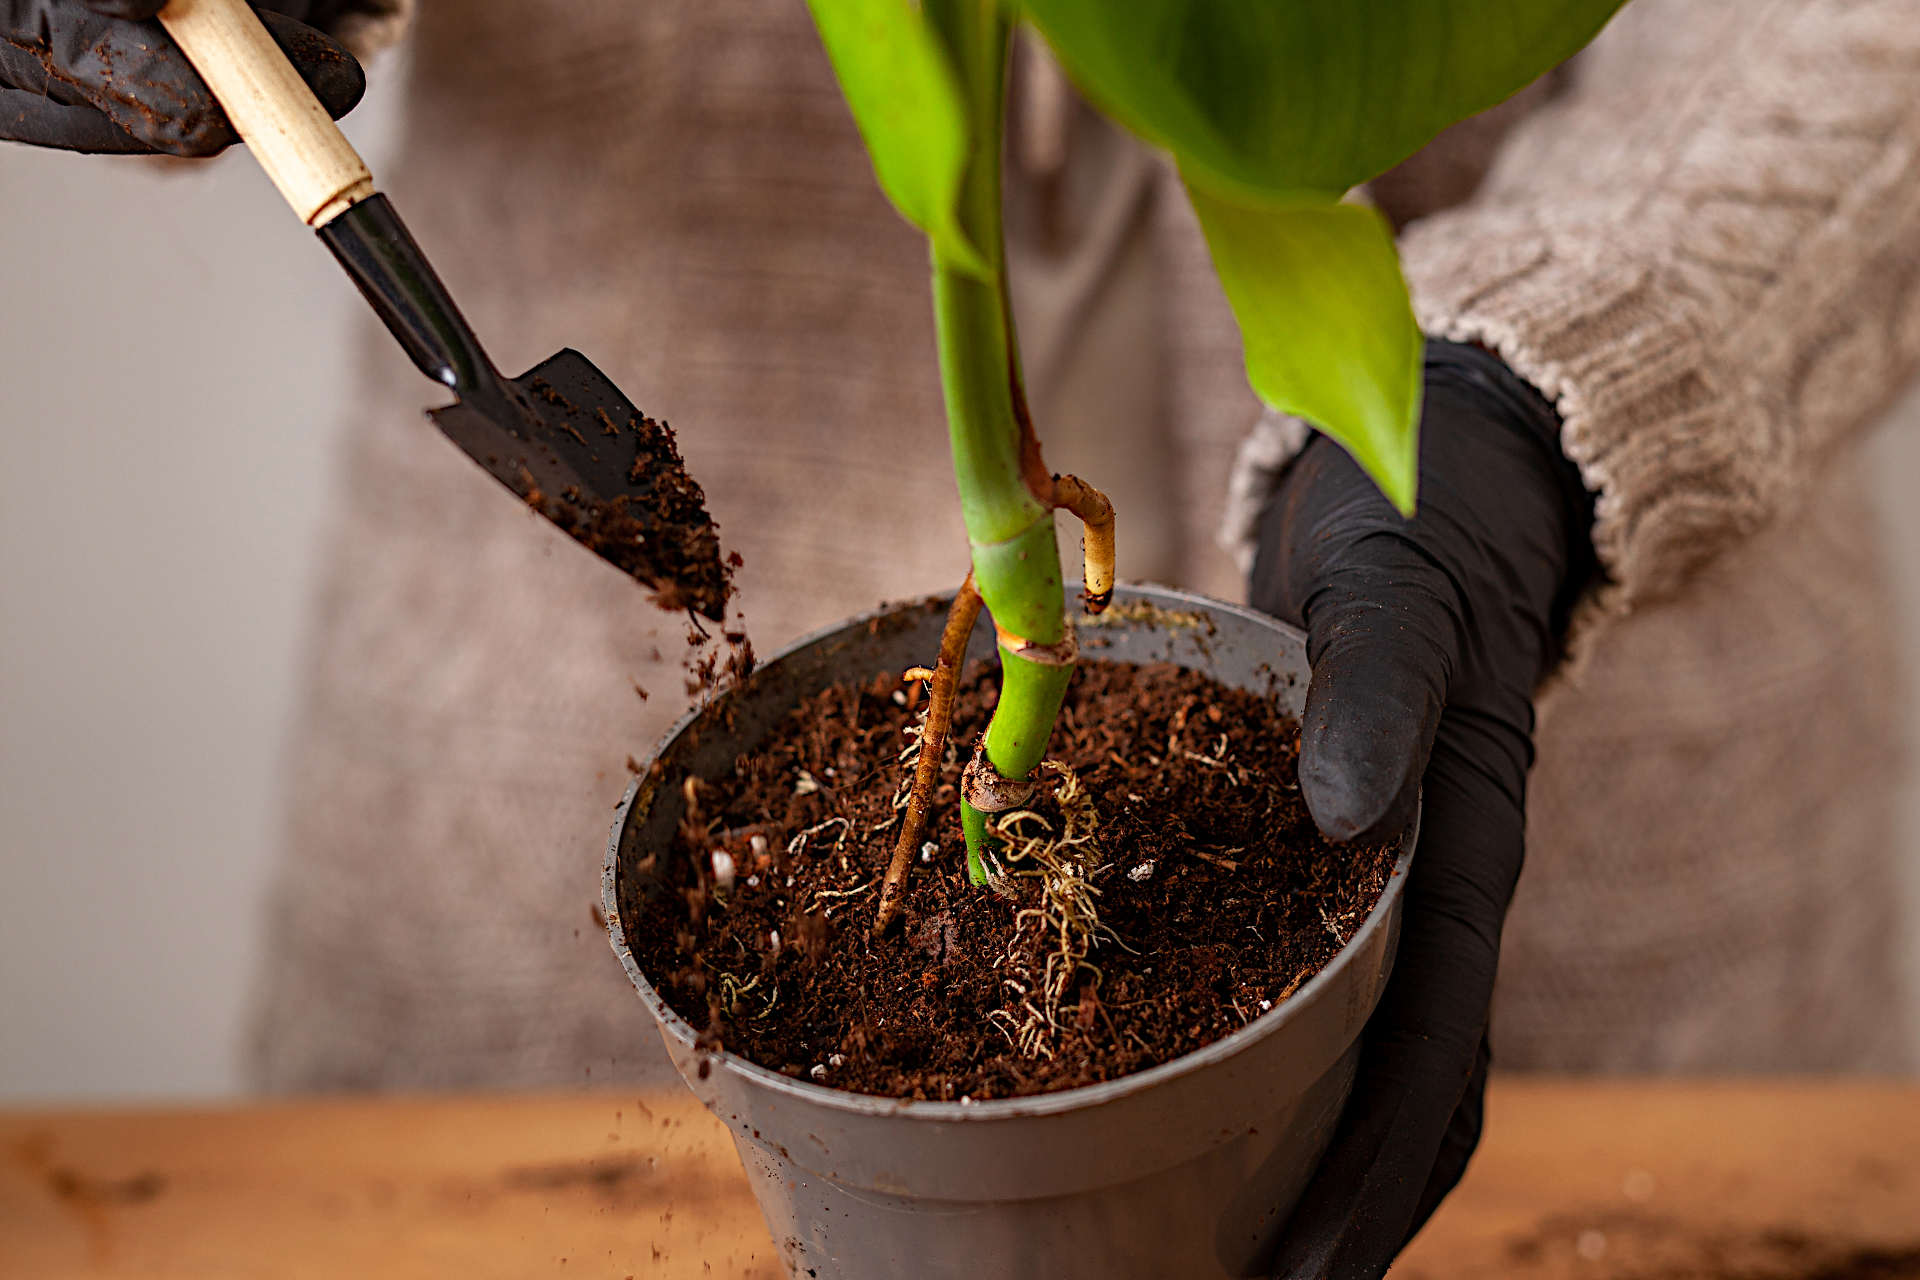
[158,0,375,227]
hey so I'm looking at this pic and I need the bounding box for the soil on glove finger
[631,659,1400,1101]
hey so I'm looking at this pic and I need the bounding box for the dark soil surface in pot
[632,658,1398,1101]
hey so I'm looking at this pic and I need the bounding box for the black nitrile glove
[1253,340,1596,1279]
[1,0,363,155]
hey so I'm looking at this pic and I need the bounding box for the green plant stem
[926,1,1072,881]
[966,649,1073,885]
[961,802,994,884]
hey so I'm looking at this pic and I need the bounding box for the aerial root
[1050,473,1115,613]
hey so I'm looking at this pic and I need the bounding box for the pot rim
[604,582,1416,1124]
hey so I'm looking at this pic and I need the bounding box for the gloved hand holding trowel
[1,1,365,154]
[3,0,734,620]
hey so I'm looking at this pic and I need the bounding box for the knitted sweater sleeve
[1224,0,1920,616]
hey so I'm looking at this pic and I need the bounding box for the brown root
[872,573,984,936]
[1051,473,1115,613]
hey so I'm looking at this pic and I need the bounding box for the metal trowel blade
[429,349,731,621]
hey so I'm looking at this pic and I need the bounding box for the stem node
[991,621,1078,667]
[961,740,1040,814]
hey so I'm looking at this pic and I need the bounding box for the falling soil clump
[632,658,1399,1100]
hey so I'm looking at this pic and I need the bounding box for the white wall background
[1,65,1917,1100]
[0,72,399,1101]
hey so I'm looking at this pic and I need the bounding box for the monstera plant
[806,0,1627,930]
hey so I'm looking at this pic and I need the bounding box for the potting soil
[633,658,1399,1100]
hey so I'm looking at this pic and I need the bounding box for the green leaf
[1187,186,1422,514]
[1015,0,1626,202]
[806,0,989,276]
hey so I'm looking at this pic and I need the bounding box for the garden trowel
[156,0,731,620]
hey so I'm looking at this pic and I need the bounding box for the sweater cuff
[1397,207,1770,618]
[1220,204,1761,654]
[1216,408,1312,580]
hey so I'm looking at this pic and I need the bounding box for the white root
[984,762,1121,1059]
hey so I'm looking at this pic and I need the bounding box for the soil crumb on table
[633,659,1399,1101]
[1481,1213,1920,1280]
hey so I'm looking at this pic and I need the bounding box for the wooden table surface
[2,1080,1915,1279]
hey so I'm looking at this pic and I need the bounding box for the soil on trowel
[517,374,735,621]
[632,658,1400,1101]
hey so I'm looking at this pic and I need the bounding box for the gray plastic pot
[604,584,1415,1280]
